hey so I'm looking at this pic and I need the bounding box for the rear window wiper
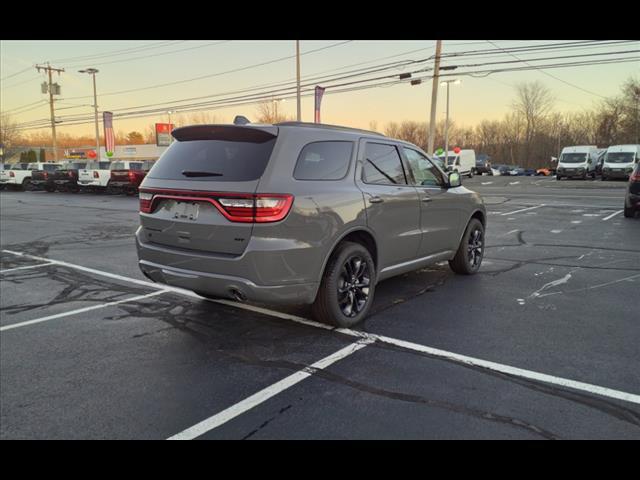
[181,170,224,177]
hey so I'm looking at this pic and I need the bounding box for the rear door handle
[368,196,384,204]
[422,196,432,203]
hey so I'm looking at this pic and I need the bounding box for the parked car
[624,162,640,218]
[136,121,487,327]
[510,167,525,176]
[523,168,537,176]
[474,154,492,175]
[436,149,476,178]
[50,161,88,193]
[0,163,27,189]
[602,144,640,181]
[536,167,554,176]
[109,160,152,195]
[30,163,63,191]
[556,145,599,180]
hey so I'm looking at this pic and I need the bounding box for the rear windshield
[148,137,276,182]
[85,162,110,169]
[42,164,60,171]
[69,162,86,169]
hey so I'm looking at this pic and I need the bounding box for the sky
[1,40,638,139]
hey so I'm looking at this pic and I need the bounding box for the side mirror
[448,171,461,188]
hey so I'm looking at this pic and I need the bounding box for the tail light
[93,171,99,178]
[44,172,49,179]
[68,170,74,178]
[10,171,15,177]
[630,171,640,182]
[139,189,294,223]
[128,171,136,181]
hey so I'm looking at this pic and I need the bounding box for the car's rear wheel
[449,218,484,275]
[624,205,635,218]
[44,184,56,193]
[312,241,375,327]
[22,179,32,191]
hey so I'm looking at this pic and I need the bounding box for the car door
[401,147,465,257]
[355,139,421,270]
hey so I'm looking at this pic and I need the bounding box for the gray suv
[136,121,486,327]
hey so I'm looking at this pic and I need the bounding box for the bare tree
[255,100,292,123]
[0,113,21,160]
[512,81,554,166]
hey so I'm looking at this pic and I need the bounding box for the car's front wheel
[312,241,375,327]
[624,205,635,218]
[449,218,484,275]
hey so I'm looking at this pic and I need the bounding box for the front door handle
[368,196,384,204]
[421,196,432,203]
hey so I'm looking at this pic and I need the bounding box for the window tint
[294,141,353,180]
[148,137,276,182]
[129,162,143,171]
[403,148,445,187]
[43,164,59,171]
[362,143,406,185]
[110,162,125,170]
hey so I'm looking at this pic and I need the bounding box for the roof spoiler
[171,124,278,143]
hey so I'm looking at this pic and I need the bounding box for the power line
[484,40,615,99]
[1,66,33,82]
[15,55,637,131]
[58,41,355,100]
[48,40,185,63]
[63,41,232,68]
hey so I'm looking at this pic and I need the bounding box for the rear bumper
[136,228,319,305]
[78,180,105,187]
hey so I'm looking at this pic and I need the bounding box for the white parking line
[3,249,640,409]
[0,290,167,332]
[168,340,372,440]
[501,205,545,216]
[0,262,55,274]
[602,210,623,221]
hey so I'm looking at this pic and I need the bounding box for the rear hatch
[139,124,280,256]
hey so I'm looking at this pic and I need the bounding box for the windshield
[560,153,587,163]
[11,164,28,170]
[605,152,636,164]
[69,162,86,169]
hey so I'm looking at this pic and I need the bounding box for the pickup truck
[108,160,152,195]
[44,161,88,193]
[1,163,25,189]
[0,162,61,190]
[77,161,113,192]
[31,163,63,191]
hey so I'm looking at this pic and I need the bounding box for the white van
[437,149,476,178]
[556,146,599,180]
[602,144,640,181]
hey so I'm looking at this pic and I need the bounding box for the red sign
[155,123,174,146]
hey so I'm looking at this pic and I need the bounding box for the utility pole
[36,63,64,161]
[79,69,100,159]
[296,40,301,122]
[427,40,442,155]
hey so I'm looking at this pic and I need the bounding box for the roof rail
[275,121,385,137]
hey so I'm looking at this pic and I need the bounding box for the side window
[362,143,407,185]
[402,148,445,187]
[294,141,353,180]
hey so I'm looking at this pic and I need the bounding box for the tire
[624,206,635,218]
[601,176,607,181]
[557,176,563,180]
[68,184,80,193]
[468,169,474,178]
[21,178,32,191]
[449,218,485,275]
[44,184,56,193]
[312,241,376,327]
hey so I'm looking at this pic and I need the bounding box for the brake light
[139,189,294,223]
[68,170,74,178]
[128,171,136,180]
[44,172,48,179]
[631,171,640,182]
[93,171,99,178]
[10,171,15,177]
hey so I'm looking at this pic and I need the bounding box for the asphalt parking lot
[1,175,639,439]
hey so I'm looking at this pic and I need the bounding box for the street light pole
[440,79,460,168]
[427,40,442,155]
[296,40,301,122]
[79,68,100,159]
